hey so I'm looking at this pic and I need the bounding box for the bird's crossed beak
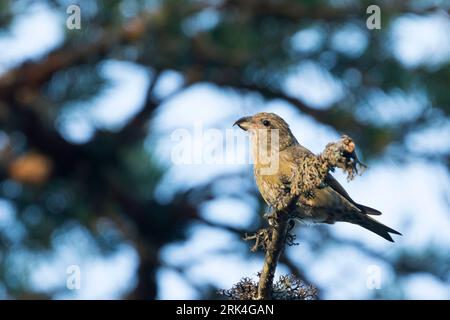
[233,116,252,131]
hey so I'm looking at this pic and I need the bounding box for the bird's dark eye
[262,119,270,126]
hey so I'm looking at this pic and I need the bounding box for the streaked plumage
[234,112,401,242]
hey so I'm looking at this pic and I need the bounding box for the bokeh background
[0,0,450,299]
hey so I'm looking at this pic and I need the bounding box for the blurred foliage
[0,0,449,299]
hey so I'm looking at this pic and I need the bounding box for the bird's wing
[325,174,381,215]
[286,144,381,216]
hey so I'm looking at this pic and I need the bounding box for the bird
[234,112,401,242]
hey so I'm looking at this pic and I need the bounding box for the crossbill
[234,112,401,242]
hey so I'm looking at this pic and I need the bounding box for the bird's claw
[264,210,279,228]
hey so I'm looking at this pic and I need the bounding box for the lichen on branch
[218,274,317,300]
[319,135,367,181]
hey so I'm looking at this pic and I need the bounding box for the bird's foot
[264,209,279,227]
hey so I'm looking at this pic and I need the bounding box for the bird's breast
[254,163,293,210]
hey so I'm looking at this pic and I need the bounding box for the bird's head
[233,112,297,150]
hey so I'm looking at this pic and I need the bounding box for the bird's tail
[347,214,402,242]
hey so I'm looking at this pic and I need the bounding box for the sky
[0,1,449,299]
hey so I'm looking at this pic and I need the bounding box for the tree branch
[0,13,156,99]
[256,196,299,299]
